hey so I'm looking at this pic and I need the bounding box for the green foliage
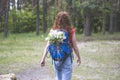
[79,0,102,13]
[1,0,119,35]
[68,0,104,33]
[9,8,36,33]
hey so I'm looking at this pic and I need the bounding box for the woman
[40,11,81,80]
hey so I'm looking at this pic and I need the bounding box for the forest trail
[16,67,54,80]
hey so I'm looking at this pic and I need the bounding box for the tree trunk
[0,0,2,27]
[66,0,72,14]
[42,0,47,33]
[66,0,74,25]
[0,0,2,31]
[102,13,106,35]
[102,0,106,35]
[12,0,17,33]
[72,7,76,27]
[17,0,21,10]
[114,14,117,32]
[116,12,120,32]
[77,11,82,33]
[55,0,62,11]
[58,0,62,11]
[4,0,10,38]
[0,0,2,16]
[109,13,114,34]
[0,0,5,32]
[77,14,81,33]
[32,0,36,7]
[36,0,40,35]
[84,12,91,36]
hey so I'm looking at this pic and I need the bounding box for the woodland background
[0,0,120,37]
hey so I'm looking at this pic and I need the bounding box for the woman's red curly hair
[52,11,73,37]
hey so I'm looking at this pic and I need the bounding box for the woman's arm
[72,33,81,66]
[40,41,49,67]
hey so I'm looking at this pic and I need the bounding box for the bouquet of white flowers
[45,30,66,44]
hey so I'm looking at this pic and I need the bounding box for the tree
[0,0,3,32]
[56,0,63,11]
[0,0,120,35]
[0,0,2,17]
[66,0,73,21]
[102,0,106,35]
[17,0,22,10]
[32,0,36,7]
[109,0,120,34]
[4,0,10,38]
[42,0,47,33]
[36,0,40,35]
[80,0,103,36]
[80,0,92,36]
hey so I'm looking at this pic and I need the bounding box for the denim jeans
[53,56,73,80]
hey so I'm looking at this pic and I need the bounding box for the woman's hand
[77,57,81,66]
[40,59,45,67]
[40,41,49,67]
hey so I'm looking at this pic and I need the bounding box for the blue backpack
[48,30,71,61]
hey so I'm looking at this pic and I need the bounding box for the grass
[0,32,120,80]
[72,41,120,80]
[0,32,47,73]
[76,32,120,41]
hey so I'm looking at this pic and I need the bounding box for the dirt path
[16,67,54,80]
